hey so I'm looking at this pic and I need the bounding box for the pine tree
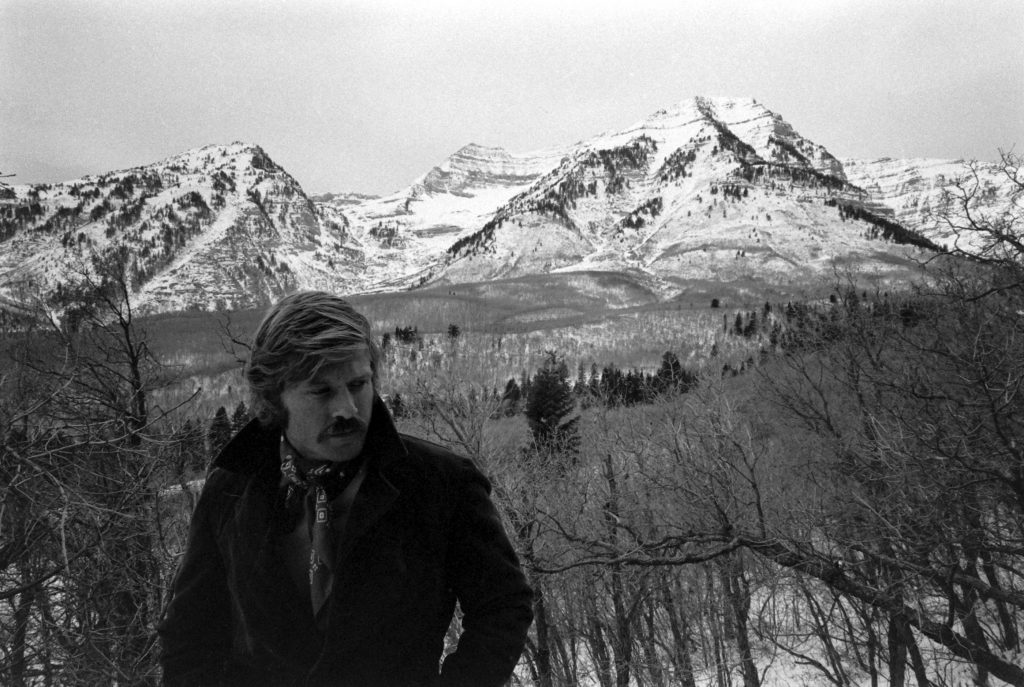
[525,351,580,458]
[208,406,233,459]
[623,370,646,405]
[171,418,206,473]
[389,392,405,418]
[501,378,522,417]
[601,364,625,407]
[743,311,759,338]
[230,400,251,434]
[588,363,600,397]
[520,371,532,406]
[655,350,683,394]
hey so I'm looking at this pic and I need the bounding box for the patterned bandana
[279,436,345,618]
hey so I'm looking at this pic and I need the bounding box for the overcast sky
[2,0,1021,195]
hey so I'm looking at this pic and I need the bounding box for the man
[159,291,533,686]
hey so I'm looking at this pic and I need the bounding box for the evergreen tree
[230,400,251,434]
[575,361,587,395]
[501,378,522,417]
[171,418,206,473]
[389,392,405,418]
[601,364,625,406]
[525,351,580,458]
[743,311,759,338]
[655,350,684,394]
[623,369,647,405]
[208,406,233,459]
[588,362,600,397]
[520,371,532,407]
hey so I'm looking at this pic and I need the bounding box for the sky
[1,0,1022,195]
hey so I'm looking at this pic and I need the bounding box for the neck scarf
[280,437,347,618]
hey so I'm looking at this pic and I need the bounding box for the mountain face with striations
[840,156,1016,253]
[0,142,364,313]
[1,98,1015,314]
[428,97,925,291]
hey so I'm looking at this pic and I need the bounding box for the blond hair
[245,291,381,427]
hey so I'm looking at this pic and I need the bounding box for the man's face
[279,350,374,463]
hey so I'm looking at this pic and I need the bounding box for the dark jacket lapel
[213,396,412,655]
[214,420,321,649]
[333,396,406,560]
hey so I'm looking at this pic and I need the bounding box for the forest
[1,153,1023,686]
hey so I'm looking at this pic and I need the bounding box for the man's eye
[309,388,330,396]
[348,380,367,391]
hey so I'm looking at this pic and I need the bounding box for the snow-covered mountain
[0,98,1014,314]
[432,97,932,292]
[841,156,1015,253]
[328,142,567,291]
[0,142,363,312]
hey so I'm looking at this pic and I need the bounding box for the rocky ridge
[433,97,936,292]
[0,98,1015,314]
[0,142,361,312]
[841,156,1015,252]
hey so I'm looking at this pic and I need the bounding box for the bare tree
[1,249,192,685]
[938,150,1024,278]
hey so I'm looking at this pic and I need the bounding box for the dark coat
[158,397,533,687]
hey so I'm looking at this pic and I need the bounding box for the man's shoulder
[211,418,278,475]
[192,466,252,507]
[394,433,492,484]
[391,434,493,503]
[203,465,249,490]
[398,433,474,470]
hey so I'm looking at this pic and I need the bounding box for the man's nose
[329,389,358,418]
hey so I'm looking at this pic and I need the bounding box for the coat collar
[211,395,407,644]
[213,395,408,475]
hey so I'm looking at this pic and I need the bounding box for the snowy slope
[0,97,1014,315]
[0,142,366,312]
[436,97,935,294]
[841,156,1017,253]
[328,143,567,290]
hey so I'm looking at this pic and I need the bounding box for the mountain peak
[453,142,511,158]
[0,137,358,314]
[640,96,762,123]
[71,142,280,188]
[2,98,1013,315]
[160,141,279,172]
[692,95,760,112]
[412,142,562,196]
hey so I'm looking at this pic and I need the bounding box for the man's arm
[158,472,233,687]
[440,459,534,687]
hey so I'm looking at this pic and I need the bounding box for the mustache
[318,418,368,441]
